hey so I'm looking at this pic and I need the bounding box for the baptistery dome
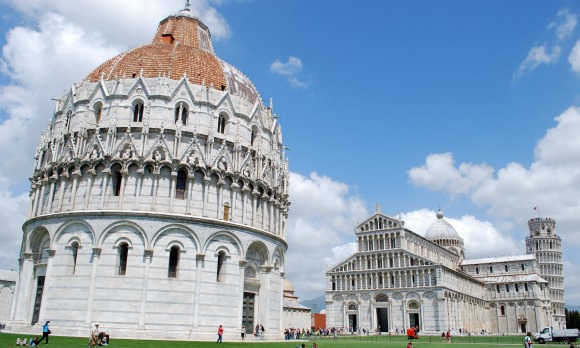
[86,9,259,104]
[12,7,289,341]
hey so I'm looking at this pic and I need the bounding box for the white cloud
[285,172,367,299]
[4,0,230,45]
[568,39,580,74]
[407,153,494,197]
[514,9,578,80]
[549,8,577,41]
[270,56,309,88]
[0,178,28,270]
[514,44,561,80]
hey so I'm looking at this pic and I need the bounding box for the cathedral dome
[86,8,260,104]
[425,210,460,240]
[425,210,464,262]
[283,279,295,293]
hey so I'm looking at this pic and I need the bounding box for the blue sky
[1,0,580,304]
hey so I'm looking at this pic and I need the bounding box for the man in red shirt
[217,325,224,343]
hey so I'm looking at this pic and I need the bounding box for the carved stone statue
[218,157,228,171]
[122,148,132,160]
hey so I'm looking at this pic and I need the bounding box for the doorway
[409,313,420,329]
[31,276,45,325]
[241,292,255,333]
[348,314,358,332]
[376,308,389,332]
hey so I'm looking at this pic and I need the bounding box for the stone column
[356,300,361,332]
[150,169,160,211]
[230,183,239,223]
[12,253,35,322]
[37,249,56,323]
[217,178,225,219]
[139,249,153,327]
[237,260,247,331]
[118,169,129,210]
[133,169,144,210]
[260,266,272,332]
[30,184,40,217]
[192,254,205,328]
[57,172,69,212]
[37,178,48,215]
[84,169,96,209]
[169,171,177,212]
[86,247,102,324]
[342,302,347,329]
[252,191,261,227]
[69,169,82,210]
[202,176,210,217]
[47,176,57,214]
[99,169,111,209]
[261,193,268,229]
[241,187,250,225]
[185,174,194,214]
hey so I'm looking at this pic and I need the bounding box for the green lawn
[0,332,561,348]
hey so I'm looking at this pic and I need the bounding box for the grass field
[1,332,566,348]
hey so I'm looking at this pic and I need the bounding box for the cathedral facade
[9,7,290,340]
[325,207,564,334]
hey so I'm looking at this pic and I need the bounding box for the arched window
[216,251,226,282]
[217,114,226,134]
[489,266,493,273]
[176,170,187,199]
[133,102,144,122]
[348,304,357,310]
[475,267,479,274]
[168,246,179,278]
[174,103,188,125]
[112,167,122,196]
[376,294,388,302]
[118,243,129,275]
[65,110,72,130]
[250,129,256,146]
[500,305,505,316]
[521,263,525,271]
[71,242,79,274]
[504,265,508,272]
[94,103,103,124]
[223,203,230,221]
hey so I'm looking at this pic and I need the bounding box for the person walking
[37,321,50,344]
[217,325,224,343]
[524,332,533,348]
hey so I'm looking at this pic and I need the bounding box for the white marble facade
[325,207,562,335]
[0,270,16,324]
[9,7,289,340]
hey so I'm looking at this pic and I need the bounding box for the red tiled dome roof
[86,10,259,103]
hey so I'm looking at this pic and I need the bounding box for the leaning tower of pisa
[526,217,565,329]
